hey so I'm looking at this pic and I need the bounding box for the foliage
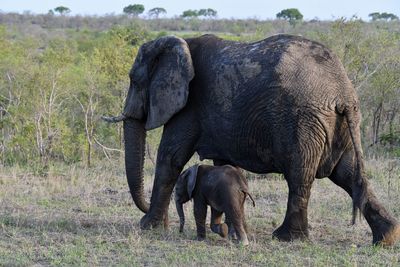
[123,4,145,17]
[198,9,217,18]
[276,8,303,26]
[313,18,400,155]
[54,6,71,15]
[0,15,399,169]
[181,8,217,19]
[369,12,399,21]
[0,24,152,169]
[181,10,199,18]
[380,131,400,146]
[148,7,167,18]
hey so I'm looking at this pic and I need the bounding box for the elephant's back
[271,35,357,109]
[201,165,248,201]
[191,34,357,112]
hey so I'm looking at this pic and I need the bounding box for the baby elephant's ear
[186,165,199,199]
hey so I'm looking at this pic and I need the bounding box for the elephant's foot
[139,213,163,230]
[196,235,206,241]
[240,236,250,246]
[272,224,309,241]
[363,194,400,247]
[373,223,400,247]
[229,227,237,240]
[231,233,249,246]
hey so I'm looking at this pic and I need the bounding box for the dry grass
[1,158,399,266]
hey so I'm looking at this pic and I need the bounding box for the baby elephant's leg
[194,202,208,240]
[225,216,237,240]
[226,203,249,246]
[210,208,228,238]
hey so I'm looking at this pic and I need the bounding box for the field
[1,14,400,266]
[1,157,399,266]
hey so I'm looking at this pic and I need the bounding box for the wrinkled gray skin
[103,34,400,246]
[175,164,255,245]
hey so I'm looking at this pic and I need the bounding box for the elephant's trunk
[176,200,185,232]
[124,118,149,213]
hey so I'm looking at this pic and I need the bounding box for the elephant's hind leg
[226,218,237,240]
[272,174,314,241]
[272,117,325,241]
[225,202,249,245]
[210,208,228,238]
[329,150,400,246]
[273,145,320,241]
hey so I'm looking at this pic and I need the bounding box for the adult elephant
[103,34,399,246]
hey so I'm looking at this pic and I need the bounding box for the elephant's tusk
[101,114,127,123]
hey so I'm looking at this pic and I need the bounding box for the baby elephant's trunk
[176,200,185,232]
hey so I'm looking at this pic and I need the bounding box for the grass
[0,158,399,266]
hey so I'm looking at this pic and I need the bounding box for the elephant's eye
[149,57,159,77]
[130,79,140,90]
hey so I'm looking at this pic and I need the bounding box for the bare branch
[93,135,124,154]
[355,62,383,90]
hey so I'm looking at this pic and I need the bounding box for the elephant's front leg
[139,114,199,229]
[273,172,314,241]
[139,161,182,229]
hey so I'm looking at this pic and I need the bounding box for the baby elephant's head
[175,165,199,232]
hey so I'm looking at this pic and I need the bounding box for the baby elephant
[175,164,255,245]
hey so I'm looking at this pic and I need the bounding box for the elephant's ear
[186,165,199,199]
[145,36,194,130]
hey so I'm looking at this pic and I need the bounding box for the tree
[181,8,217,19]
[123,4,145,17]
[54,6,71,15]
[368,12,381,21]
[276,8,303,26]
[198,8,217,18]
[369,12,398,21]
[148,7,166,18]
[181,10,199,18]
[382,12,399,20]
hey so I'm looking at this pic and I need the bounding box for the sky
[1,0,399,20]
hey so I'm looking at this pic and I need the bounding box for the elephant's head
[175,165,199,232]
[124,36,194,129]
[117,36,194,214]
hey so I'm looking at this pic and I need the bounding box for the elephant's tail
[343,105,368,225]
[242,190,256,207]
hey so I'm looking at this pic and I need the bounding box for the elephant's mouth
[123,84,148,122]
